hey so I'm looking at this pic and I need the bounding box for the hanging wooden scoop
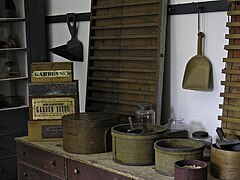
[182,32,212,90]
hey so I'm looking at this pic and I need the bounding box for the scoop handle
[216,127,228,141]
[67,13,77,40]
[128,116,134,129]
[197,32,204,55]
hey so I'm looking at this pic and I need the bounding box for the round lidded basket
[154,138,204,176]
[210,143,240,180]
[62,112,119,154]
[111,123,166,166]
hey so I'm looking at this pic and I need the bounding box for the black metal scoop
[51,13,83,62]
[127,117,143,133]
[216,127,240,151]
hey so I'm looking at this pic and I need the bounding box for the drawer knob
[23,172,28,177]
[74,168,80,174]
[50,161,56,166]
[21,151,26,155]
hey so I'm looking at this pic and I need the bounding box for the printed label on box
[32,70,72,78]
[41,125,63,138]
[32,97,75,120]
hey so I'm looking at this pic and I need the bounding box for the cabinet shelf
[0,77,28,82]
[0,105,28,112]
[0,18,25,22]
[0,47,27,51]
[0,0,28,114]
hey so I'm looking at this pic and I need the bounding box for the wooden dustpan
[182,32,212,90]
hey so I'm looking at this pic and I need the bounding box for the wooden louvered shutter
[86,0,168,123]
[219,1,240,138]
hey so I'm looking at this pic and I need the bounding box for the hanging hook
[192,2,203,33]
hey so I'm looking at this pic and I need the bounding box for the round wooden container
[154,139,204,176]
[210,143,240,179]
[62,112,118,154]
[174,159,207,180]
[111,123,166,166]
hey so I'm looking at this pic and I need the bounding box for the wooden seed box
[29,95,79,121]
[28,120,62,141]
[29,81,79,97]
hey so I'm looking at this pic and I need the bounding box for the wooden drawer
[0,157,17,180]
[16,142,65,178]
[0,108,28,136]
[0,133,26,159]
[67,159,131,180]
[18,162,64,180]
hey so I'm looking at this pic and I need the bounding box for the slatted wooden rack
[86,0,168,123]
[219,0,240,138]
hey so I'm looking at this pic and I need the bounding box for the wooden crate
[86,0,168,123]
[29,96,79,121]
[28,120,62,141]
[31,62,73,83]
[29,81,79,96]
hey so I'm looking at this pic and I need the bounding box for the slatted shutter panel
[86,0,168,123]
[219,0,240,138]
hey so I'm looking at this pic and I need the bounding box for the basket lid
[62,112,119,128]
[192,131,209,138]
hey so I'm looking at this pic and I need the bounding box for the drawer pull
[74,168,80,174]
[50,160,56,166]
[23,172,28,177]
[21,151,26,155]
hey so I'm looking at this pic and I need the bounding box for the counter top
[16,136,217,180]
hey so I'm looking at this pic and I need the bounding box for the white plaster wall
[167,12,228,141]
[45,0,228,140]
[45,0,91,112]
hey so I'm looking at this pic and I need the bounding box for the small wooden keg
[62,112,118,154]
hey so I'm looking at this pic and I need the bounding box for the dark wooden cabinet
[0,157,17,180]
[0,108,28,180]
[0,0,46,178]
[67,159,130,180]
[17,142,65,179]
[0,0,47,179]
[16,137,180,180]
[18,162,64,180]
[16,140,132,180]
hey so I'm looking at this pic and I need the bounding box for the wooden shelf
[0,105,28,112]
[0,18,25,22]
[0,77,28,82]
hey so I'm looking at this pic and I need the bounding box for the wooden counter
[16,136,217,180]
